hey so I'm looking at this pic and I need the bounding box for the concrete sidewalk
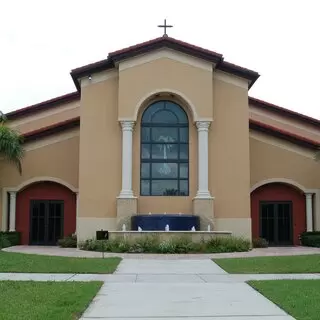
[80,259,297,319]
[0,271,319,283]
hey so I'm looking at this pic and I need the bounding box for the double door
[30,200,64,245]
[260,201,293,246]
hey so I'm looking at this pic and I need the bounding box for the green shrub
[0,234,11,249]
[0,232,20,248]
[79,235,251,254]
[205,236,251,253]
[158,239,176,253]
[57,234,77,248]
[300,232,320,247]
[252,237,269,248]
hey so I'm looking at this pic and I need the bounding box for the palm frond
[0,111,7,124]
[0,125,24,174]
[315,150,320,161]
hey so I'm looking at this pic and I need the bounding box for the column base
[116,197,138,230]
[195,190,214,199]
[117,190,136,198]
[192,197,214,230]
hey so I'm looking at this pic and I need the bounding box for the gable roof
[70,36,260,90]
[249,97,320,128]
[6,92,80,121]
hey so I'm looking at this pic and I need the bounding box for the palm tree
[0,111,24,174]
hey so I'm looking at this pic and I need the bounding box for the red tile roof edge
[23,117,80,143]
[249,119,320,150]
[70,36,259,90]
[6,92,80,120]
[249,96,320,128]
[108,36,223,59]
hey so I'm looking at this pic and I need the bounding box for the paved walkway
[79,259,298,319]
[4,245,320,259]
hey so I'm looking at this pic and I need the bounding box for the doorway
[259,201,293,246]
[29,200,64,245]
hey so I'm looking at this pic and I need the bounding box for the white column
[305,193,313,232]
[195,121,212,198]
[118,121,135,198]
[75,192,79,234]
[314,190,320,231]
[9,191,17,232]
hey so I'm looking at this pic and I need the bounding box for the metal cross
[158,19,173,37]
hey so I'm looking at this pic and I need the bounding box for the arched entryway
[16,181,76,245]
[251,183,306,246]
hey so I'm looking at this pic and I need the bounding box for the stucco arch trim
[119,88,213,123]
[1,177,78,231]
[7,177,78,193]
[250,178,307,193]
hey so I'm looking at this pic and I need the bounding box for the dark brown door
[30,200,64,245]
[259,201,293,246]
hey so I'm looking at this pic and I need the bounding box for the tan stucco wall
[210,76,251,219]
[249,107,320,143]
[118,54,213,120]
[9,100,80,134]
[78,55,254,237]
[0,131,79,188]
[78,77,121,220]
[250,135,320,189]
[0,131,80,229]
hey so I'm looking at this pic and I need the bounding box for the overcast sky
[1,0,319,119]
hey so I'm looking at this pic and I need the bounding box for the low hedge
[252,237,269,248]
[0,231,21,249]
[57,234,77,248]
[300,231,320,247]
[79,235,251,254]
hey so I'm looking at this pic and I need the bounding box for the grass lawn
[0,252,121,273]
[249,280,320,320]
[0,281,102,320]
[214,254,320,273]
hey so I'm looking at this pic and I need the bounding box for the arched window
[140,100,189,196]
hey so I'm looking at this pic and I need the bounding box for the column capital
[196,121,211,131]
[120,120,135,131]
[305,192,313,199]
[9,191,17,199]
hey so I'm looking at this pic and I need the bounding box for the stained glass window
[140,100,189,196]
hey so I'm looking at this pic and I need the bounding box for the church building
[1,34,320,246]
